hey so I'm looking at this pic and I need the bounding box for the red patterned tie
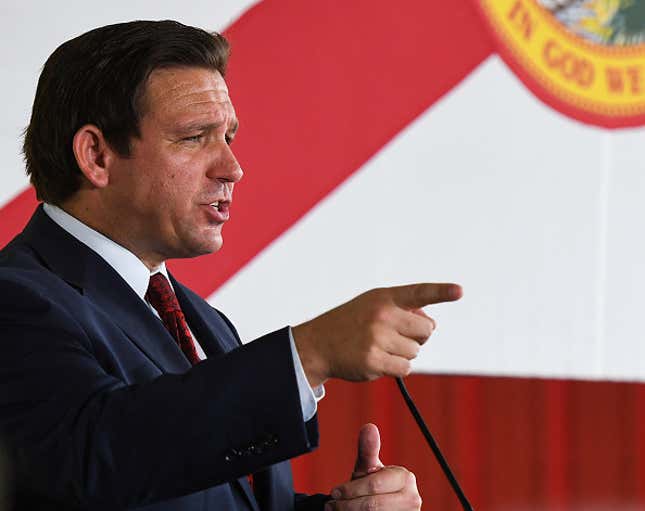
[145,273,201,365]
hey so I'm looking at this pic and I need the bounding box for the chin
[203,234,224,254]
[183,226,224,257]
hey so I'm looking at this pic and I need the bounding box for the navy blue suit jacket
[0,207,329,510]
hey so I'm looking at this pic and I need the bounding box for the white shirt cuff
[288,327,325,421]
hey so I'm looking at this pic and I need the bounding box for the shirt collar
[43,203,168,300]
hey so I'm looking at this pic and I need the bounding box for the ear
[72,124,117,188]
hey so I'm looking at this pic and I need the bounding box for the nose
[208,143,243,184]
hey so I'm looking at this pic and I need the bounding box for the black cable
[395,377,474,511]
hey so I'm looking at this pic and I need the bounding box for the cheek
[129,149,203,215]
[161,171,202,216]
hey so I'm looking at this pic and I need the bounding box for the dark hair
[23,20,230,204]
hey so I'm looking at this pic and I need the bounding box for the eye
[182,134,204,143]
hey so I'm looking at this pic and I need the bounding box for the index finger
[391,283,462,309]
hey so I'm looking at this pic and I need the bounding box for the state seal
[477,0,645,127]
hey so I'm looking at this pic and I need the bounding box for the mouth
[203,199,231,223]
[209,200,230,213]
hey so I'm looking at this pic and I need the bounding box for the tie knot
[146,273,181,315]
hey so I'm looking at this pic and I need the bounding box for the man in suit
[0,20,462,510]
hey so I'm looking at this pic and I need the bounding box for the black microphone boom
[395,377,474,511]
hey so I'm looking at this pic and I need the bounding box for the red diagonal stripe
[171,0,493,296]
[0,187,37,249]
[0,1,493,296]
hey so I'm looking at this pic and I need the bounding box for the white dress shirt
[43,203,323,421]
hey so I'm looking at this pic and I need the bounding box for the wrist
[292,321,329,388]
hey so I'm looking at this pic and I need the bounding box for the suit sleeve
[0,278,319,510]
[217,305,331,510]
[295,492,332,511]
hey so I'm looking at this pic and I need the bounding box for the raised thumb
[352,423,384,478]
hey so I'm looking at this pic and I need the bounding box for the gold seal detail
[478,0,645,124]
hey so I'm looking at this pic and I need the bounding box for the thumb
[352,423,384,478]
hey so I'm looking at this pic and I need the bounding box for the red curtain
[293,375,645,511]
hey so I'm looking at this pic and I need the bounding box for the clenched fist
[292,283,462,387]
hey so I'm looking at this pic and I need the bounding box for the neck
[56,199,164,271]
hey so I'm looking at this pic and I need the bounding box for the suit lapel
[171,278,239,356]
[86,281,190,373]
[21,206,190,373]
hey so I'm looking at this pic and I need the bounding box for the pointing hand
[293,283,462,386]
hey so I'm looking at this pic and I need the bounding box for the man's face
[105,67,242,266]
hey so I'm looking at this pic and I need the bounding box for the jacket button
[260,433,279,447]
[224,448,241,461]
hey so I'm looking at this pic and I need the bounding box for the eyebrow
[174,119,239,136]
